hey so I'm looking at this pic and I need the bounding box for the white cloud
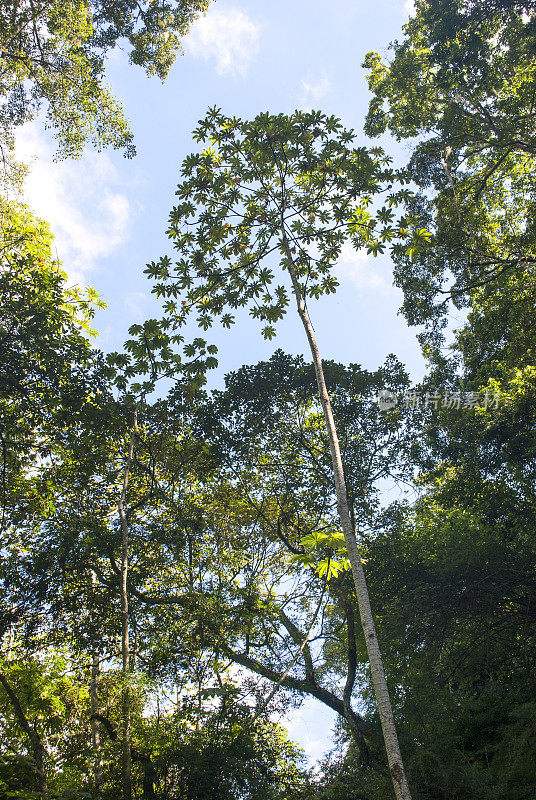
[15,123,132,284]
[335,242,392,293]
[123,290,150,317]
[282,696,337,766]
[404,0,416,17]
[300,74,330,110]
[185,7,261,76]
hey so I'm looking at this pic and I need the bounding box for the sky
[16,0,420,764]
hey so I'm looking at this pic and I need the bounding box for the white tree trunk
[282,236,412,800]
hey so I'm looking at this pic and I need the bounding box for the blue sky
[16,0,420,762]
[17,0,422,380]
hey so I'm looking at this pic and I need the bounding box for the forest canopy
[1,1,536,799]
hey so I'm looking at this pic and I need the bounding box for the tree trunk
[282,235,412,800]
[0,672,48,795]
[90,648,104,794]
[89,571,104,794]
[118,407,138,800]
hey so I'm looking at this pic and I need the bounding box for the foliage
[146,107,418,342]
[0,201,114,635]
[199,349,411,575]
[0,0,211,187]
[144,707,308,800]
[363,0,536,346]
[5,4,536,799]
[0,649,94,798]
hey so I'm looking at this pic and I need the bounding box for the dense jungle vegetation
[1,1,536,798]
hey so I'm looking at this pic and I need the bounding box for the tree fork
[282,233,412,800]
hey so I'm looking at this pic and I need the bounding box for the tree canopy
[363,0,536,346]
[2,2,536,799]
[0,0,211,189]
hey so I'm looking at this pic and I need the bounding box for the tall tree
[0,199,108,635]
[118,407,138,800]
[363,0,536,348]
[329,10,536,791]
[147,108,416,800]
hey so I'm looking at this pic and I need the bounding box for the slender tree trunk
[0,672,48,795]
[282,235,412,800]
[6,614,14,659]
[89,572,104,794]
[90,650,104,793]
[118,407,138,800]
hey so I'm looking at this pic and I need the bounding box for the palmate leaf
[299,530,346,550]
[148,108,402,354]
[316,558,351,580]
[290,530,351,580]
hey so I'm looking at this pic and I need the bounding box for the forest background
[1,1,536,799]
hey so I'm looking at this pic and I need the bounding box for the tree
[0,646,98,798]
[0,669,48,795]
[322,21,536,786]
[139,705,309,800]
[0,0,211,187]
[169,351,412,767]
[363,0,536,348]
[303,281,536,798]
[201,350,411,539]
[0,199,112,637]
[147,108,414,800]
